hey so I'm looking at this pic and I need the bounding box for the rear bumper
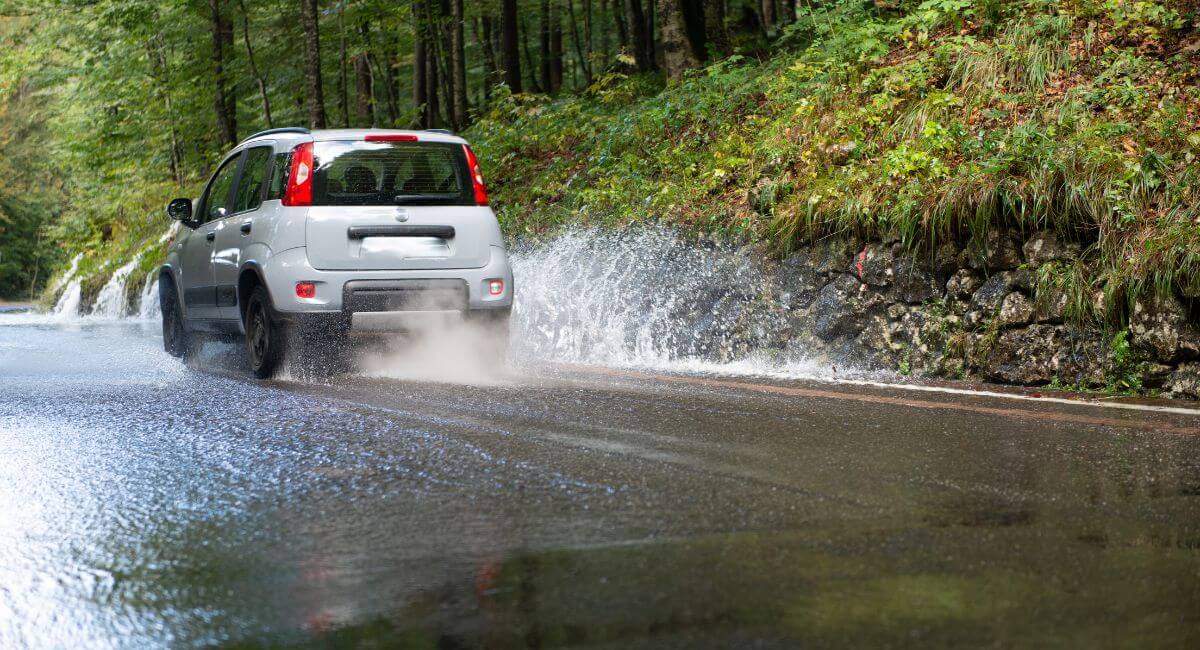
[260,245,513,316]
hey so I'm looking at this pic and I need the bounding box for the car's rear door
[213,145,273,320]
[303,139,495,271]
[181,151,242,320]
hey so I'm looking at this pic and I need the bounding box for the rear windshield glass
[312,140,472,206]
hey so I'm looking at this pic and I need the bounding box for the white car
[159,128,513,377]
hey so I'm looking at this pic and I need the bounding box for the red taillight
[365,134,419,142]
[463,145,489,206]
[282,141,314,207]
[295,282,316,299]
[487,279,504,296]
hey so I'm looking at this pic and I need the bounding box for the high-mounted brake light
[282,141,314,206]
[365,134,419,142]
[463,145,489,206]
[295,282,316,299]
[487,279,504,296]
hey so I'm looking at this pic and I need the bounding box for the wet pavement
[1,320,1199,648]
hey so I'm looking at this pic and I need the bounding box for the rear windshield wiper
[393,194,457,205]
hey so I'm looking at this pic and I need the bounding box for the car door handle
[205,231,216,242]
[240,222,252,234]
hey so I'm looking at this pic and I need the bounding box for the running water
[137,273,160,320]
[31,227,852,380]
[91,256,142,318]
[509,228,831,378]
[52,279,82,319]
[48,253,83,295]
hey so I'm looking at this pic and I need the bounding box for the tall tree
[657,0,698,82]
[209,0,236,146]
[354,22,374,126]
[760,0,775,37]
[337,3,350,127]
[237,0,272,128]
[500,0,522,93]
[623,0,651,71]
[300,0,328,129]
[412,0,428,126]
[477,14,500,99]
[703,0,728,58]
[449,0,468,127]
[549,1,563,93]
[567,0,593,86]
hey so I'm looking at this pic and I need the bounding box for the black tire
[245,285,285,378]
[161,280,192,359]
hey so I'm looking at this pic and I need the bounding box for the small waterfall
[137,273,160,320]
[90,256,141,318]
[509,228,808,374]
[52,279,82,319]
[49,253,83,295]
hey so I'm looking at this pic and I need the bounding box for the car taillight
[463,145,489,206]
[282,142,314,206]
[295,282,316,299]
[487,279,504,296]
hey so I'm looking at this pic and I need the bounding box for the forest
[0,0,793,299]
[0,0,1199,338]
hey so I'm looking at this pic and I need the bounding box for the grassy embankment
[50,0,1200,336]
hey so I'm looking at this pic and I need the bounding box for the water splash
[91,256,142,319]
[509,228,832,378]
[137,273,160,320]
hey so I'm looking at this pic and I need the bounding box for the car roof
[240,128,468,148]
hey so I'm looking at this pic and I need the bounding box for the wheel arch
[237,263,267,325]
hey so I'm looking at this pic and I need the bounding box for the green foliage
[1105,329,1144,394]
[469,0,1200,332]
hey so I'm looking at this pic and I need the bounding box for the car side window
[266,152,291,201]
[233,147,273,214]
[203,154,242,223]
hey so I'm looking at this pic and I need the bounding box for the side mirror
[166,198,194,223]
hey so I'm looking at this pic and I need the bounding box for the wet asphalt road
[2,320,1200,648]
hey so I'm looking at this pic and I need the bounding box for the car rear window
[312,140,473,206]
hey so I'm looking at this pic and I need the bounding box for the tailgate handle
[347,225,455,239]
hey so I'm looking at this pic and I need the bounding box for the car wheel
[161,280,192,359]
[245,286,285,378]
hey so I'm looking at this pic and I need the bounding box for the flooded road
[2,320,1200,648]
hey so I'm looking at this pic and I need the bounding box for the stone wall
[755,231,1200,398]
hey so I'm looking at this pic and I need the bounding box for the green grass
[467,0,1200,331]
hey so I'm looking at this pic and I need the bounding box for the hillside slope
[43,0,1200,396]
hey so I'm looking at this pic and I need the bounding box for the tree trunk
[760,0,775,38]
[612,0,629,55]
[478,15,499,99]
[657,0,699,82]
[703,0,728,58]
[148,37,183,184]
[623,0,651,71]
[539,0,551,92]
[300,0,327,129]
[337,3,350,127]
[354,22,374,126]
[209,0,237,146]
[549,2,563,92]
[412,1,428,127]
[450,0,468,128]
[237,0,272,128]
[521,15,542,93]
[567,0,593,86]
[383,38,401,125]
[500,0,522,93]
